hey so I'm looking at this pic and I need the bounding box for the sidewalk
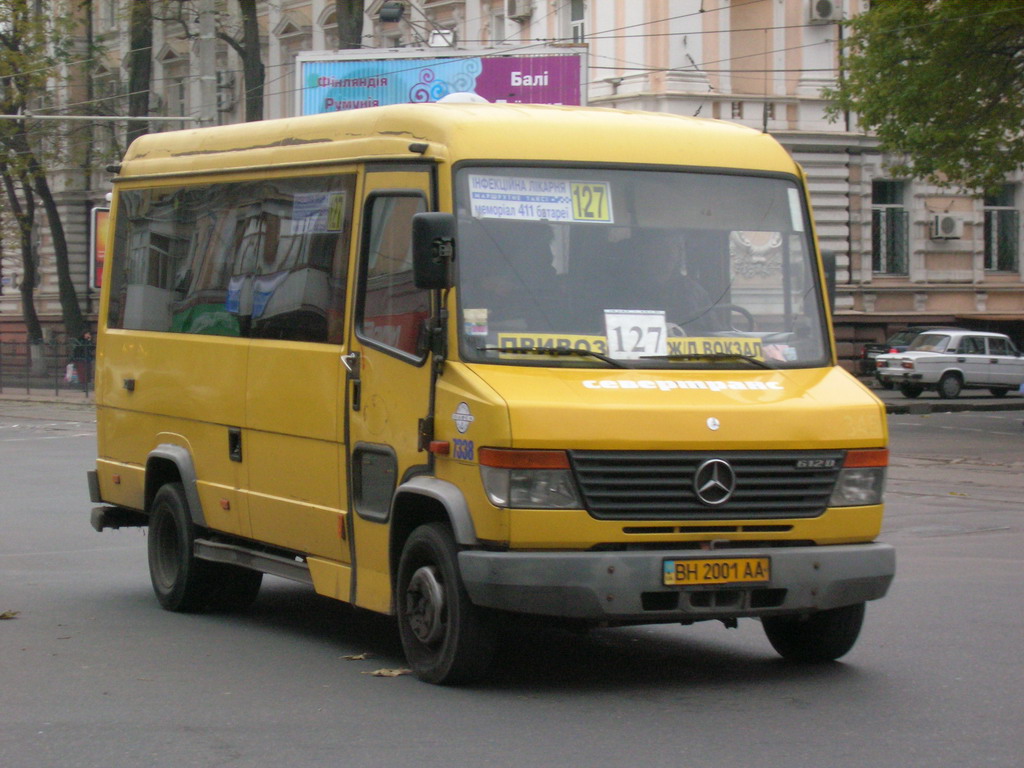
[865,379,1024,414]
[3,378,1024,415]
[0,386,94,405]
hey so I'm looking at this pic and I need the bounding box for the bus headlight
[478,448,582,509]
[829,449,888,507]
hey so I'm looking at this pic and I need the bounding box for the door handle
[342,352,361,411]
[228,427,242,462]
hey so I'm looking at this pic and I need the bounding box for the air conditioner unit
[506,0,532,22]
[809,0,841,23]
[930,213,965,240]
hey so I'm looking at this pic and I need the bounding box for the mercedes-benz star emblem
[693,459,736,506]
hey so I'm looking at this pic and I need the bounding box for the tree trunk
[25,147,85,339]
[1,167,44,343]
[335,0,365,49]
[237,0,265,121]
[127,0,153,145]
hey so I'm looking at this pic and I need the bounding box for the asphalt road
[0,400,1021,768]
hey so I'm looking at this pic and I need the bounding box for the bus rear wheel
[396,523,495,685]
[762,602,865,662]
[148,482,214,612]
[148,481,262,612]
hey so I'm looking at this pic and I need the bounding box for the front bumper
[459,543,895,622]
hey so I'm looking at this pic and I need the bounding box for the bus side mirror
[412,212,455,290]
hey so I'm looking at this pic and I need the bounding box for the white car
[875,329,1024,398]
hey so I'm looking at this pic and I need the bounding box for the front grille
[569,450,844,521]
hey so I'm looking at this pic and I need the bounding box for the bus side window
[109,175,354,342]
[357,193,430,358]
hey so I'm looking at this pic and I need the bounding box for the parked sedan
[875,329,1024,398]
[859,326,963,386]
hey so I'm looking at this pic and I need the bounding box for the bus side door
[345,166,436,614]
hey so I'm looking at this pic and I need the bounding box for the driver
[626,231,714,334]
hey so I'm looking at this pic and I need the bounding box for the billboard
[297,49,584,115]
[90,207,109,291]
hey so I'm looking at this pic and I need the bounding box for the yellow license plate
[663,557,771,587]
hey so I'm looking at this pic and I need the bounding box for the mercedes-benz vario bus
[88,103,894,684]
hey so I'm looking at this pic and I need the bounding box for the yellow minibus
[88,103,894,684]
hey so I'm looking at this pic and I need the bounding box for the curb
[883,399,1024,415]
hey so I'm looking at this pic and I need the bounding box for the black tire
[937,372,962,399]
[396,523,495,685]
[762,602,865,662]
[898,382,924,398]
[989,387,1010,398]
[148,482,215,612]
[205,567,263,613]
[148,482,262,613]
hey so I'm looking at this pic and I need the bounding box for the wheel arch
[389,476,477,582]
[146,444,206,527]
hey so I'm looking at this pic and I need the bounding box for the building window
[983,184,1019,272]
[490,6,506,44]
[871,180,908,275]
[562,0,585,43]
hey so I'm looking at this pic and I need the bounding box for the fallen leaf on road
[0,611,19,620]
[343,653,372,661]
[362,668,412,677]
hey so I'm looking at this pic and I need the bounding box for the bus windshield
[454,166,829,368]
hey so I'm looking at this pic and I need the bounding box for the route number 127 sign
[603,310,668,360]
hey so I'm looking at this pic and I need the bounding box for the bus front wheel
[396,523,495,685]
[761,602,865,662]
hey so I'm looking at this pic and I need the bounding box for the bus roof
[116,103,799,179]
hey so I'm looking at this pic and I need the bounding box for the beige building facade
[3,0,1022,364]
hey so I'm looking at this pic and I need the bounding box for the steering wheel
[717,303,755,332]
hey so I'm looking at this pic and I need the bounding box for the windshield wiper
[640,352,774,369]
[475,345,628,368]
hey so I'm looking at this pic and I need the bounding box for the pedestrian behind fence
[69,330,95,394]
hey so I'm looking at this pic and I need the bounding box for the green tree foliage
[826,0,1024,194]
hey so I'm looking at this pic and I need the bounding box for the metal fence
[0,340,95,398]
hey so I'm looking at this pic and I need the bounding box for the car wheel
[396,523,496,685]
[989,387,1010,398]
[937,372,962,399]
[762,602,865,662]
[898,382,923,398]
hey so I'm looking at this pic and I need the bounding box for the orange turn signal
[843,448,889,468]
[477,448,570,470]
